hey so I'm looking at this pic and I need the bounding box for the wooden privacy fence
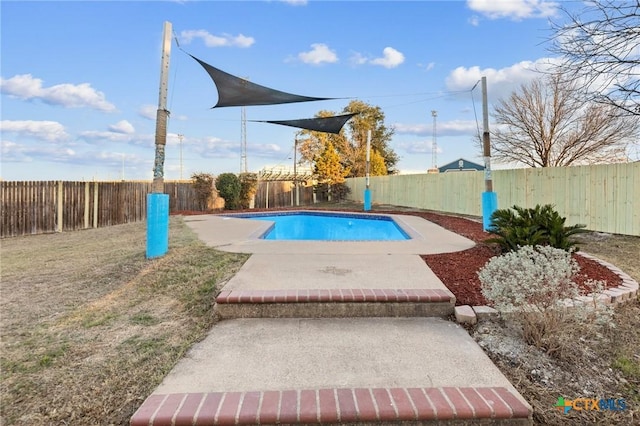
[254,181,319,209]
[1,181,200,238]
[346,163,640,236]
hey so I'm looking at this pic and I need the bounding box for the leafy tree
[343,100,398,175]
[238,172,258,209]
[490,74,639,167]
[190,172,215,211]
[550,0,640,116]
[315,140,349,185]
[215,173,241,210]
[297,100,398,177]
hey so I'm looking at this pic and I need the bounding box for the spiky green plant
[487,204,587,252]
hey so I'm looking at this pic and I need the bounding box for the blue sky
[1,0,581,181]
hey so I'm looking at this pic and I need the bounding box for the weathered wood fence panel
[1,181,200,238]
[346,163,640,236]
[254,182,317,209]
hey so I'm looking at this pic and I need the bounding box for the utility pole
[482,77,492,192]
[178,133,184,180]
[152,21,172,193]
[147,21,172,259]
[481,76,497,231]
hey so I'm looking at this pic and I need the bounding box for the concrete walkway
[131,211,533,425]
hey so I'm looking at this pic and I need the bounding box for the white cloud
[249,143,282,158]
[0,120,69,142]
[370,47,405,69]
[349,52,368,66]
[138,104,157,120]
[468,15,480,26]
[297,43,338,65]
[108,120,135,134]
[280,0,307,5]
[445,58,559,100]
[351,47,405,69]
[0,74,116,112]
[395,120,478,137]
[419,62,436,71]
[1,139,77,163]
[467,0,558,20]
[79,128,154,147]
[194,136,239,159]
[399,140,444,155]
[179,30,255,48]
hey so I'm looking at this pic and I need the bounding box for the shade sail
[253,113,357,134]
[189,54,332,107]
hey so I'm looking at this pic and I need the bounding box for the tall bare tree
[490,74,639,167]
[550,0,640,116]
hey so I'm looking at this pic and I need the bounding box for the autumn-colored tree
[314,140,349,185]
[296,100,398,177]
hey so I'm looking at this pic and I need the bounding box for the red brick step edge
[216,289,454,304]
[130,386,531,425]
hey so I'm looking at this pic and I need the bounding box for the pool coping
[222,210,413,241]
[182,210,475,255]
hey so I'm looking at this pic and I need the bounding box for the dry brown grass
[0,218,249,425]
[1,205,638,425]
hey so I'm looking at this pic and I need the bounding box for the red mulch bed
[173,208,622,306]
[396,211,622,307]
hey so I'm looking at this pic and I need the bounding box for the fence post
[93,182,99,228]
[84,182,90,229]
[56,181,63,232]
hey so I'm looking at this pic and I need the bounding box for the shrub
[478,245,612,358]
[332,182,351,202]
[239,173,258,209]
[215,173,241,210]
[487,204,587,253]
[190,172,215,211]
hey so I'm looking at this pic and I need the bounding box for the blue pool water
[231,212,410,241]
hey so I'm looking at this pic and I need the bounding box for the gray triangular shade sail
[189,54,332,108]
[253,113,357,134]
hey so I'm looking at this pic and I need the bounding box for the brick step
[214,289,456,319]
[131,386,532,425]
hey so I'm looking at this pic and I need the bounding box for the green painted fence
[346,163,640,236]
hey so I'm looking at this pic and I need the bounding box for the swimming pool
[230,211,410,241]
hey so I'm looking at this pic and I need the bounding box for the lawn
[1,207,638,425]
[0,217,249,425]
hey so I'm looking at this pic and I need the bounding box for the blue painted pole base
[147,193,169,259]
[364,188,372,211]
[482,191,498,232]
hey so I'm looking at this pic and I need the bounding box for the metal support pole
[481,76,498,231]
[294,138,299,206]
[364,130,372,211]
[482,77,492,193]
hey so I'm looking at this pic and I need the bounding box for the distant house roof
[438,158,485,173]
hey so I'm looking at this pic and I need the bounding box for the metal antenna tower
[431,110,438,169]
[241,106,247,173]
